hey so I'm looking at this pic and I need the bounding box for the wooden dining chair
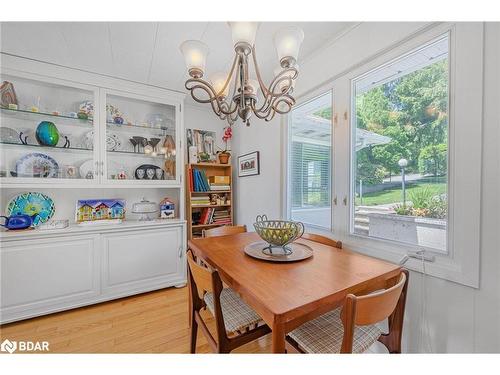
[301,233,342,249]
[286,269,409,354]
[187,250,270,353]
[202,225,247,238]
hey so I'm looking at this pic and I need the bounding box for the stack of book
[191,195,211,206]
[197,207,215,225]
[212,209,231,225]
[188,168,211,192]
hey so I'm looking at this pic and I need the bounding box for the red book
[189,168,194,192]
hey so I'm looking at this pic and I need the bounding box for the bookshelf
[185,163,234,239]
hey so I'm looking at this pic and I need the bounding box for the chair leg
[190,312,198,353]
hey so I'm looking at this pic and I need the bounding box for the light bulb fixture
[180,22,304,126]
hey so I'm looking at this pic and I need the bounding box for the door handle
[333,196,337,205]
[178,246,184,258]
[100,161,104,176]
[343,196,348,206]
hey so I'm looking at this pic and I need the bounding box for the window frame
[349,33,451,255]
[284,22,483,288]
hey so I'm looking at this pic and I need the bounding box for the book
[210,185,230,191]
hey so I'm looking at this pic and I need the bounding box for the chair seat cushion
[204,288,263,333]
[288,307,382,353]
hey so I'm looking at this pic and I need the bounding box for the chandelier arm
[217,54,239,97]
[250,45,271,97]
[251,98,275,120]
[186,79,238,116]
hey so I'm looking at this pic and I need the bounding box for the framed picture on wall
[238,151,260,177]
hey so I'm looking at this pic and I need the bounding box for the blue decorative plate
[6,192,55,227]
[16,153,59,178]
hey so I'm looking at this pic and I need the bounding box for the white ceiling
[0,22,355,95]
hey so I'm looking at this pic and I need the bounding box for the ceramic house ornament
[160,197,175,219]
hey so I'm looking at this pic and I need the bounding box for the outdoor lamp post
[398,158,408,207]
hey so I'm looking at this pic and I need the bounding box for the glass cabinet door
[103,91,177,184]
[0,74,98,183]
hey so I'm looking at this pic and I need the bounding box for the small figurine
[117,170,127,180]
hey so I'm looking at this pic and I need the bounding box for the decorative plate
[243,241,313,263]
[6,192,55,227]
[0,127,21,144]
[83,131,121,151]
[16,153,59,178]
[79,159,95,179]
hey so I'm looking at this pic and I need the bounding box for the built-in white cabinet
[101,226,184,295]
[0,69,183,188]
[0,222,186,324]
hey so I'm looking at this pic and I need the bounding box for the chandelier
[180,22,304,126]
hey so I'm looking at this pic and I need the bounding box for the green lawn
[355,180,446,206]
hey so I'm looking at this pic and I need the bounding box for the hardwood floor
[0,287,272,353]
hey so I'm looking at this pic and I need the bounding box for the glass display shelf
[107,149,173,158]
[1,107,93,126]
[106,121,173,133]
[0,141,92,153]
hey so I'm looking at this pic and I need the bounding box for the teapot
[0,214,33,230]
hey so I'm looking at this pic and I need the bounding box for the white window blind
[288,92,332,228]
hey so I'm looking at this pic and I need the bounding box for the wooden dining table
[188,232,402,353]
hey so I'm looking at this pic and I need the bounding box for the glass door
[0,73,99,184]
[102,90,178,185]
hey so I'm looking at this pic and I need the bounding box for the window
[288,92,332,228]
[351,36,449,253]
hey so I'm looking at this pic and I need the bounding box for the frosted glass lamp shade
[228,22,259,47]
[210,72,230,97]
[180,40,209,77]
[274,26,304,67]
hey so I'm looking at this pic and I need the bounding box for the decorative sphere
[35,121,59,147]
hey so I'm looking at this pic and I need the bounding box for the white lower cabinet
[0,223,186,324]
[101,226,185,297]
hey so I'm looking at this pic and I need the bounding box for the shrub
[408,187,434,209]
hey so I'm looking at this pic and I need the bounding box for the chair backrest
[301,233,342,249]
[202,225,247,238]
[340,271,408,353]
[187,250,214,297]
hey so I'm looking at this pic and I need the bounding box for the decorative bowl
[253,215,304,253]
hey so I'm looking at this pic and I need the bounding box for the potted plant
[217,126,232,164]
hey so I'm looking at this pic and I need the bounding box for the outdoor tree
[418,143,447,176]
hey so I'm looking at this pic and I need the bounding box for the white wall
[232,22,500,352]
[230,117,282,229]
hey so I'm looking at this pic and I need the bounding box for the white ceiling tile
[1,22,70,66]
[148,22,208,91]
[107,22,158,83]
[57,22,115,76]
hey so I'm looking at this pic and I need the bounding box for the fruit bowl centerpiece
[253,215,304,256]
